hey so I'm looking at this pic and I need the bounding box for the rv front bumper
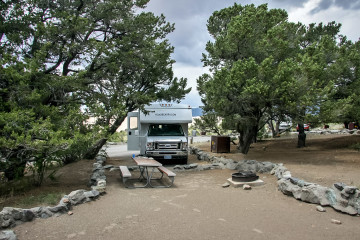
[145,150,188,159]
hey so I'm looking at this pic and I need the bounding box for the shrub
[349,143,360,151]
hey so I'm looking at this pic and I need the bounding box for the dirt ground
[6,134,360,239]
[193,134,360,188]
[0,158,94,210]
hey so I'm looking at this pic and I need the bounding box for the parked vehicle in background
[279,122,292,131]
[296,124,310,131]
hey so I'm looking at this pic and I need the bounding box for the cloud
[172,63,210,107]
[311,0,360,14]
[142,0,360,106]
[145,0,251,66]
[269,0,308,8]
[288,0,360,41]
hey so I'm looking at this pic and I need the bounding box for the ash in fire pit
[232,171,259,182]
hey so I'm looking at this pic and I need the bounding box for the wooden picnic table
[132,157,162,188]
[133,157,162,167]
[120,156,176,188]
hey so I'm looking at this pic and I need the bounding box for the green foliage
[1,0,190,184]
[349,143,360,151]
[0,107,94,185]
[108,131,127,143]
[193,113,223,135]
[198,3,347,153]
[320,40,360,123]
[17,192,66,208]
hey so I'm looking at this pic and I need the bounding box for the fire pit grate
[231,171,259,182]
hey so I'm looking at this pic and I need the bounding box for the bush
[0,108,100,186]
[349,143,360,151]
[108,131,127,143]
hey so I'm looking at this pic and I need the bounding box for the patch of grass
[349,142,360,151]
[17,192,65,208]
[0,177,66,209]
[0,177,34,197]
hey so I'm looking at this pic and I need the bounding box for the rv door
[127,112,140,150]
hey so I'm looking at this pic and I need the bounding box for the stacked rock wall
[0,153,107,237]
[189,146,360,216]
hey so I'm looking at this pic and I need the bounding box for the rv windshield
[148,124,184,136]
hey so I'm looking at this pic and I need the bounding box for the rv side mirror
[135,130,139,136]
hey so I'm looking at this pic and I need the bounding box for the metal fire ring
[231,171,259,182]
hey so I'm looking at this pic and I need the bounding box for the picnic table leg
[149,172,174,188]
[138,166,147,181]
[133,166,154,188]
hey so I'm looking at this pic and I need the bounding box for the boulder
[196,165,212,171]
[92,163,102,170]
[29,207,42,218]
[225,162,237,170]
[296,184,333,205]
[272,164,288,179]
[97,179,106,188]
[258,162,275,173]
[0,230,17,240]
[282,171,292,179]
[278,179,336,206]
[334,182,346,191]
[236,160,260,173]
[0,208,15,228]
[95,155,106,163]
[344,186,358,195]
[68,190,87,205]
[173,165,185,171]
[277,178,300,196]
[40,208,54,219]
[188,163,198,169]
[84,190,100,200]
[21,210,35,222]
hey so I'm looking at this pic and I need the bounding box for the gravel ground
[11,134,360,239]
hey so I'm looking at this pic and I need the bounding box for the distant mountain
[192,108,203,117]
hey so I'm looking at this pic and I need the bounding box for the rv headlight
[146,142,154,150]
[182,142,188,150]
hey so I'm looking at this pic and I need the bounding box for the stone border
[0,154,108,238]
[189,146,360,216]
[1,146,359,238]
[308,129,360,135]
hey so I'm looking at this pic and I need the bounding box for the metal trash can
[211,136,230,153]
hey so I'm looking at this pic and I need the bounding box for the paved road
[104,144,139,158]
[104,136,211,158]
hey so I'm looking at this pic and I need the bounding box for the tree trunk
[237,125,257,154]
[275,120,280,136]
[297,123,306,148]
[268,120,276,137]
[84,138,108,159]
[84,115,127,159]
[269,119,280,138]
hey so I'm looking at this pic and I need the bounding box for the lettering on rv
[155,113,176,116]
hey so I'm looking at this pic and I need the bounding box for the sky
[145,0,360,108]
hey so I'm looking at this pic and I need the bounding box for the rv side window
[148,124,184,136]
[129,117,138,130]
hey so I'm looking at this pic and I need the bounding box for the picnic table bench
[119,157,176,188]
[119,166,132,188]
[154,166,176,188]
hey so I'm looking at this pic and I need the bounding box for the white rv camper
[127,103,192,164]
